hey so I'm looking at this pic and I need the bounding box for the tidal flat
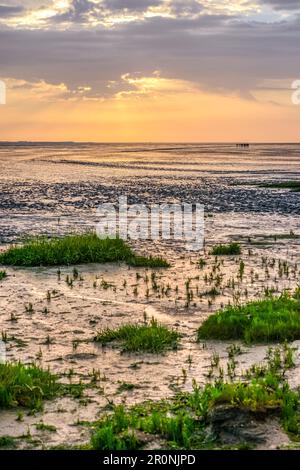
[0,143,299,450]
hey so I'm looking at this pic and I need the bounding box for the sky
[0,0,300,142]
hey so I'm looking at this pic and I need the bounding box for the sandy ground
[0,229,300,449]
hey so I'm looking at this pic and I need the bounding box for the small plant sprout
[186,354,193,367]
[44,335,53,345]
[238,260,245,279]
[25,303,34,314]
[1,331,8,343]
[198,258,206,268]
[36,348,43,360]
[226,344,242,359]
[211,351,220,368]
[73,267,79,279]
[10,313,17,322]
[0,270,7,281]
[90,368,101,383]
[16,411,24,422]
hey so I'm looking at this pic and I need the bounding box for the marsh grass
[117,382,137,393]
[0,270,7,280]
[128,255,170,268]
[261,181,300,192]
[236,181,300,192]
[0,436,16,448]
[210,243,241,256]
[94,318,180,353]
[35,422,57,432]
[197,293,300,343]
[202,287,220,297]
[294,287,300,300]
[0,362,58,410]
[0,234,169,268]
[270,231,299,240]
[90,344,300,450]
[0,361,86,410]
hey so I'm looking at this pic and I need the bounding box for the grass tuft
[0,233,169,268]
[197,293,300,343]
[0,362,58,410]
[0,270,7,281]
[117,382,137,393]
[0,436,16,448]
[127,255,170,268]
[35,422,57,432]
[94,318,180,353]
[261,181,300,192]
[210,243,241,256]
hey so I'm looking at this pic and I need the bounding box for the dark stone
[206,405,280,445]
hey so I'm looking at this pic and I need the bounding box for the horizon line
[1,140,300,145]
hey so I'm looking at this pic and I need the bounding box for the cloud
[49,0,102,24]
[113,71,197,99]
[0,4,23,17]
[3,14,299,90]
[34,0,166,27]
[0,0,258,29]
[103,0,162,11]
[168,0,203,16]
[5,77,71,102]
[3,76,103,106]
[259,0,300,10]
[0,2,299,104]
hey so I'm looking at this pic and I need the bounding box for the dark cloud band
[260,0,300,10]
[0,14,299,99]
[0,4,23,17]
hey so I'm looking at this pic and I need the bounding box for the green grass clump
[262,181,300,192]
[94,318,180,353]
[197,293,300,343]
[127,255,170,268]
[0,270,7,280]
[35,422,57,432]
[0,436,16,448]
[90,344,300,450]
[117,382,137,393]
[294,287,300,300]
[91,408,141,450]
[0,362,58,410]
[203,287,220,297]
[0,234,169,268]
[210,243,241,256]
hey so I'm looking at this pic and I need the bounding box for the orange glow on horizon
[1,74,299,143]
